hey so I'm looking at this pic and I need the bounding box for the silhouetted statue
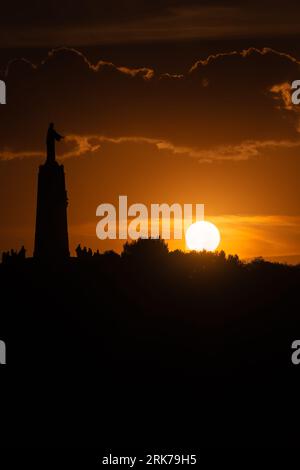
[46,123,64,164]
[34,124,69,262]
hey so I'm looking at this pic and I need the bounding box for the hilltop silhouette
[1,238,299,448]
[1,128,299,450]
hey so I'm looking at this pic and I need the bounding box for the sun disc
[185,221,220,251]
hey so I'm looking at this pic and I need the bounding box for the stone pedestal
[34,161,69,261]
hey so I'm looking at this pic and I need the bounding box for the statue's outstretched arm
[54,131,64,141]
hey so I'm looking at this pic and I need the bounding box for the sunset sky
[1,1,300,262]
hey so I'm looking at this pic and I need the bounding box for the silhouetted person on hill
[19,245,26,260]
[76,244,82,258]
[1,246,26,264]
[46,123,64,164]
[82,247,88,257]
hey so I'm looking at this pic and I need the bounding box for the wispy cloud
[0,150,43,161]
[3,46,155,80]
[2,133,300,163]
[189,47,300,72]
[56,134,300,163]
[210,214,300,261]
[4,45,300,82]
[270,81,298,111]
[192,139,300,162]
[270,81,300,132]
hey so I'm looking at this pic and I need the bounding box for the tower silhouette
[34,124,70,261]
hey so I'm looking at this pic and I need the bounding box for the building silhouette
[34,124,69,261]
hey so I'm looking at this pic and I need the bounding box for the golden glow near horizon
[185,221,221,252]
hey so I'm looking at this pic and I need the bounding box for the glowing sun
[185,221,221,251]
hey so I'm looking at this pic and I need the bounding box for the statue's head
[49,122,54,129]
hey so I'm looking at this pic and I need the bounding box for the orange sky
[1,7,300,263]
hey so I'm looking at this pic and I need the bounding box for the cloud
[62,135,300,163]
[270,81,300,133]
[3,46,155,80]
[2,45,300,165]
[189,47,300,72]
[3,133,300,164]
[0,150,43,161]
[4,45,300,81]
[192,139,300,162]
[210,214,300,260]
[270,82,293,110]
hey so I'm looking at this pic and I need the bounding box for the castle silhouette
[33,123,70,261]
